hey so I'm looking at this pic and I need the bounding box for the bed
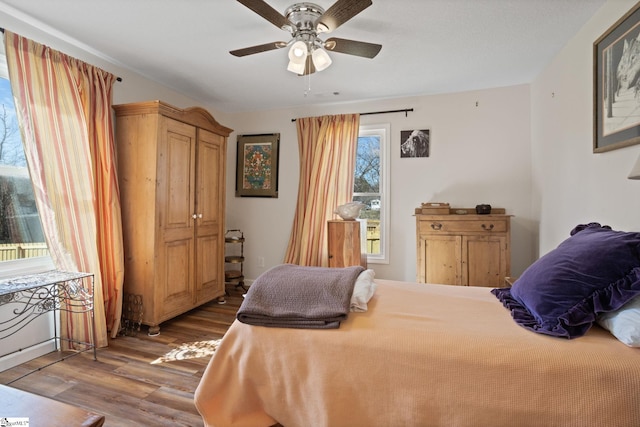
[195,224,640,427]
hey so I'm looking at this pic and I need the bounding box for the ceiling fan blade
[315,0,372,33]
[324,37,381,58]
[236,0,294,30]
[230,41,287,57]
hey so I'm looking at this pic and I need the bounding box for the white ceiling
[0,0,606,113]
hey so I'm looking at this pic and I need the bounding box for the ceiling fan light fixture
[287,59,307,74]
[288,40,308,62]
[287,40,308,74]
[311,47,332,71]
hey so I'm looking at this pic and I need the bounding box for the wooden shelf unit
[225,229,246,291]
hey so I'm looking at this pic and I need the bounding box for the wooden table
[0,384,105,426]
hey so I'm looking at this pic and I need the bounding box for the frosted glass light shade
[288,41,307,62]
[287,41,308,74]
[287,60,306,74]
[629,154,640,180]
[312,48,332,72]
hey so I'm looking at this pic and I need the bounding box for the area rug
[151,338,222,364]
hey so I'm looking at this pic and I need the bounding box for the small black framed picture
[400,129,430,158]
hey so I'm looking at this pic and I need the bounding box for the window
[353,123,390,264]
[0,49,50,277]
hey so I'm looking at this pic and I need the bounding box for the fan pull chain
[304,72,312,97]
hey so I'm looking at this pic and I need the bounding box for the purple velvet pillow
[492,224,640,338]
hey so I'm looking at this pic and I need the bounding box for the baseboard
[0,341,57,372]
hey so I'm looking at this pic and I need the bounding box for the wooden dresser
[114,101,232,334]
[415,210,511,287]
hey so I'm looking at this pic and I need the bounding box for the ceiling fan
[230,0,382,75]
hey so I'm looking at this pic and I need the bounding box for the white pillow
[597,295,640,347]
[350,269,377,312]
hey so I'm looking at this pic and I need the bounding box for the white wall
[532,0,640,255]
[224,84,535,282]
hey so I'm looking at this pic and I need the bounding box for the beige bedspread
[195,279,640,427]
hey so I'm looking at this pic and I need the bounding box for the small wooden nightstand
[327,220,367,268]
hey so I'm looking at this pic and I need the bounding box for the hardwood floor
[0,285,245,427]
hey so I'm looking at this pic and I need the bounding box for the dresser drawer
[419,219,508,234]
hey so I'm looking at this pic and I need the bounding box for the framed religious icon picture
[235,133,280,197]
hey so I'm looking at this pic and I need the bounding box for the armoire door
[157,117,196,319]
[194,128,225,303]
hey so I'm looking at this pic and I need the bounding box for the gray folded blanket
[237,263,365,329]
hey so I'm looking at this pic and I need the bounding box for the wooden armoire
[113,101,232,335]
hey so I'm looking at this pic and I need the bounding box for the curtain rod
[0,27,123,82]
[291,108,413,122]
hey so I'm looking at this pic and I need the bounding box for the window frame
[0,47,53,277]
[355,123,390,264]
[0,256,55,279]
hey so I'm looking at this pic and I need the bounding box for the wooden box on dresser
[415,210,511,287]
[113,100,232,335]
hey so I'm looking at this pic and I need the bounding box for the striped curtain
[5,31,124,347]
[284,114,360,266]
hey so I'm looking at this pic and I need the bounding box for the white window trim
[0,256,55,279]
[0,45,53,278]
[0,43,56,370]
[358,123,390,264]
